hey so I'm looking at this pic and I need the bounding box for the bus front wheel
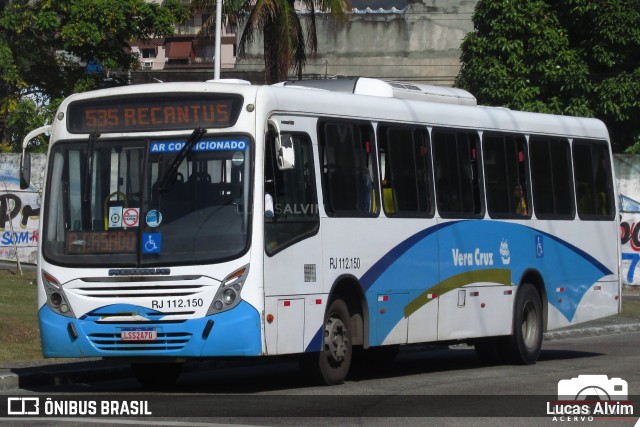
[302,298,353,385]
[508,283,543,364]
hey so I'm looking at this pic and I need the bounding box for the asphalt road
[2,331,640,426]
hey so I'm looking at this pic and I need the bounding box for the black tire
[508,283,543,364]
[301,299,353,385]
[131,362,183,387]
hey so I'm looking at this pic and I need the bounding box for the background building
[131,0,479,85]
[130,1,238,82]
[234,0,478,84]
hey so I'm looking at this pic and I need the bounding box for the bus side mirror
[20,151,31,190]
[276,134,295,170]
[19,124,51,189]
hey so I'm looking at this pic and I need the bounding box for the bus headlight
[50,292,63,307]
[42,270,75,318]
[207,264,249,315]
[222,288,237,304]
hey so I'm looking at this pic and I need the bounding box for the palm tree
[190,0,350,83]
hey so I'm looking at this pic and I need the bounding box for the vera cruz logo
[547,375,635,422]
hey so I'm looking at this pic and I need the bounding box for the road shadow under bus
[23,343,603,394]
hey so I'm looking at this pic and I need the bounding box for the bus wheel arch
[301,275,367,385]
[328,274,369,349]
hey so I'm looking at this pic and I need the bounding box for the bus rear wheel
[302,298,353,385]
[508,283,543,364]
[131,362,183,387]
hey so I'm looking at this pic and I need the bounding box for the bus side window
[572,139,615,220]
[483,133,531,219]
[319,120,379,217]
[530,137,575,219]
[264,133,319,256]
[377,124,432,217]
[433,128,483,218]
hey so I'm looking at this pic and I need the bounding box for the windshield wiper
[83,130,100,203]
[158,127,207,191]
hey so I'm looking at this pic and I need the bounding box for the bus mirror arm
[20,125,51,189]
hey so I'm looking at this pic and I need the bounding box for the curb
[542,322,640,341]
[0,372,18,391]
[2,323,640,392]
[0,363,131,392]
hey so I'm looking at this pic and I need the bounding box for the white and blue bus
[21,77,620,386]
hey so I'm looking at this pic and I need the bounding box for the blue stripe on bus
[533,229,612,276]
[358,220,613,346]
[305,327,322,352]
[359,221,459,292]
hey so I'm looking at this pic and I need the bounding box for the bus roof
[265,80,609,141]
[59,79,609,141]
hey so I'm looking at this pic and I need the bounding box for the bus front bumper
[38,301,262,358]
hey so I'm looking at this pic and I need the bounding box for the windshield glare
[43,136,252,267]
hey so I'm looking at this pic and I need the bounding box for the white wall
[0,154,46,264]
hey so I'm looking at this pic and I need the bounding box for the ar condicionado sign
[67,93,243,133]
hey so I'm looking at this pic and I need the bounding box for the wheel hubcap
[324,316,348,364]
[521,300,539,349]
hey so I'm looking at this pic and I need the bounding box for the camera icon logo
[558,375,628,401]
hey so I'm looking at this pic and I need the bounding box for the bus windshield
[43,135,252,267]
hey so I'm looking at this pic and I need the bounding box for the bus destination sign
[66,231,137,255]
[67,93,243,133]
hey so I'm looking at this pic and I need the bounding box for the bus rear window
[572,139,615,220]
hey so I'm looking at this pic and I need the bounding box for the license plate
[120,327,157,341]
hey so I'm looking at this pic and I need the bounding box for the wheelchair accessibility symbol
[143,233,161,254]
[535,234,544,258]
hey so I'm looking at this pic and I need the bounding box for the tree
[0,0,188,152]
[191,0,350,84]
[456,0,640,152]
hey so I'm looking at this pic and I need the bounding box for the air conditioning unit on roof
[278,77,477,106]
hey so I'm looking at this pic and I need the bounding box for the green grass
[621,299,640,320]
[0,268,42,364]
[0,266,639,364]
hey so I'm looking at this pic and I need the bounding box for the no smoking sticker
[122,208,140,228]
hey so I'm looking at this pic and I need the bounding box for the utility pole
[214,0,222,79]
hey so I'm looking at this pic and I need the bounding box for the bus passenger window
[572,139,614,220]
[319,120,379,217]
[483,133,530,219]
[530,137,575,219]
[433,128,483,218]
[377,124,433,217]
